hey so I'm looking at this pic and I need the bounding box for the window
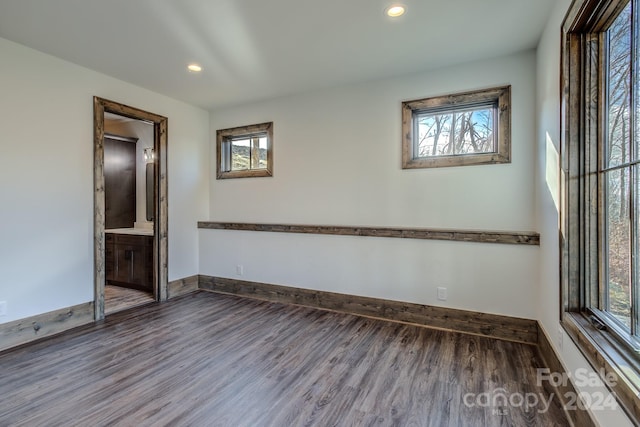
[401,86,511,169]
[216,122,273,179]
[562,0,640,420]
[602,1,637,335]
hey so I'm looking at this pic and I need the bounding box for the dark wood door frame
[93,97,168,320]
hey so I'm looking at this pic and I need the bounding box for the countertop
[106,228,154,236]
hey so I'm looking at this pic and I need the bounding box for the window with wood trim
[401,86,511,169]
[216,122,273,179]
[561,0,640,421]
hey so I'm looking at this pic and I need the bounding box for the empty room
[0,0,638,425]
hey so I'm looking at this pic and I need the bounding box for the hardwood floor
[0,292,569,426]
[105,284,155,315]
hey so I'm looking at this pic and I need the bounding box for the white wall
[200,51,539,318]
[535,1,632,424]
[0,37,209,323]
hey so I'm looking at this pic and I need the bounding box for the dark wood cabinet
[106,233,153,292]
[104,135,137,229]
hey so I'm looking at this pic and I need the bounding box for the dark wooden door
[104,136,136,229]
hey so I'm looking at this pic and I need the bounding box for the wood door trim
[94,97,168,321]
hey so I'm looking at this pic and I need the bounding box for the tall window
[602,1,638,335]
[562,0,640,420]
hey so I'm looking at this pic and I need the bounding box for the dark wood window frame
[216,122,273,179]
[561,0,640,422]
[401,86,511,169]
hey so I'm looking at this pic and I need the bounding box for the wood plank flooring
[105,284,155,315]
[0,291,569,426]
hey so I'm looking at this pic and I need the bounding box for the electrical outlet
[0,301,6,317]
[437,287,447,301]
[557,325,563,350]
[236,265,244,276]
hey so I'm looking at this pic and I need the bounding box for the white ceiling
[0,0,555,110]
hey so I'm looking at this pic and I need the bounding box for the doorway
[93,97,168,320]
[103,125,153,314]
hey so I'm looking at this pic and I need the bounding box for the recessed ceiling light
[386,5,405,17]
[187,64,202,72]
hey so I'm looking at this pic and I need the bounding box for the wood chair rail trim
[197,222,540,246]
